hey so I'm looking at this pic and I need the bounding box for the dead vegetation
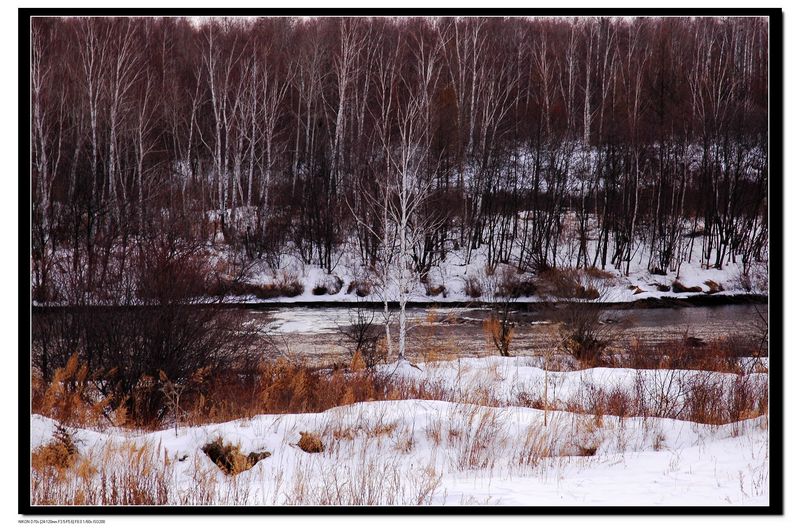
[346,278,373,297]
[536,267,612,300]
[29,324,769,506]
[297,432,324,453]
[202,436,271,475]
[31,425,79,476]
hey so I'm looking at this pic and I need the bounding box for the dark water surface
[242,303,768,363]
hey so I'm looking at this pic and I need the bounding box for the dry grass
[610,336,762,374]
[298,432,324,453]
[483,315,514,357]
[453,407,504,471]
[32,356,454,432]
[32,439,169,505]
[33,354,112,429]
[346,278,373,297]
[281,452,441,506]
[313,275,344,296]
[202,436,271,474]
[31,434,261,506]
[31,425,80,479]
[179,359,449,426]
[33,335,768,433]
[671,280,703,293]
[537,267,608,299]
[554,368,768,426]
[29,332,769,506]
[212,271,304,299]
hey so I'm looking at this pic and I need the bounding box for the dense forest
[30,16,769,305]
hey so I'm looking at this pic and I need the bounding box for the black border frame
[18,6,784,516]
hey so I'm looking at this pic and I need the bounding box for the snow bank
[30,357,770,506]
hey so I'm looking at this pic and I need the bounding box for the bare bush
[32,239,259,427]
[480,265,522,357]
[463,275,482,298]
[337,305,384,369]
[551,302,613,364]
[346,278,373,297]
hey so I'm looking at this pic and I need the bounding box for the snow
[34,210,767,308]
[202,227,766,305]
[378,356,769,412]
[30,356,769,506]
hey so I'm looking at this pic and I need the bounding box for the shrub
[585,267,615,280]
[574,284,600,299]
[35,354,110,428]
[483,315,514,357]
[31,425,78,475]
[424,283,447,297]
[537,268,577,298]
[350,350,367,371]
[493,266,537,298]
[537,267,609,300]
[313,275,344,296]
[252,283,283,299]
[276,272,304,297]
[33,306,259,428]
[347,279,372,297]
[463,276,482,298]
[135,238,212,304]
[337,306,384,369]
[551,303,612,364]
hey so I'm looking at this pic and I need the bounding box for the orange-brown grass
[610,336,761,374]
[32,335,768,436]
[32,354,112,428]
[31,425,81,482]
[32,436,261,506]
[553,369,768,426]
[482,315,514,357]
[181,359,451,427]
[202,436,271,474]
[32,439,170,506]
[297,431,324,453]
[32,356,451,431]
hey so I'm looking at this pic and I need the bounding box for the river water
[241,303,768,364]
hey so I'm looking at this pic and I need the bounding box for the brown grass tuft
[202,436,270,475]
[35,354,111,428]
[31,425,79,478]
[298,431,324,453]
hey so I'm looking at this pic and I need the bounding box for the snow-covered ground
[379,356,769,413]
[217,231,767,305]
[30,357,770,506]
